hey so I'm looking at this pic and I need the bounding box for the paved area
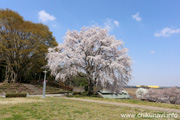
[64,97,180,113]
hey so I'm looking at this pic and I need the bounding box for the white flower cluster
[46,26,132,93]
[136,88,148,99]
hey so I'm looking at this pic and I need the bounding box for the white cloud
[132,12,142,22]
[150,50,155,54]
[114,20,119,27]
[154,27,180,37]
[103,19,119,31]
[38,10,56,22]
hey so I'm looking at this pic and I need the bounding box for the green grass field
[0,97,179,120]
[70,96,180,110]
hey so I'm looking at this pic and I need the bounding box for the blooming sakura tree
[136,88,148,99]
[46,26,132,95]
[144,87,180,104]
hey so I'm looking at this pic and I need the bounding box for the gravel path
[64,97,180,113]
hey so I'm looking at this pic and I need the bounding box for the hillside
[0,83,70,95]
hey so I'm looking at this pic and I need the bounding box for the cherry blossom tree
[46,26,132,95]
[143,87,180,104]
[136,88,148,100]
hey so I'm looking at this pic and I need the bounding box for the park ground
[0,96,180,120]
[0,83,180,120]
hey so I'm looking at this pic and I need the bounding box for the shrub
[72,92,81,95]
[6,93,27,98]
[73,87,85,93]
[144,87,180,105]
[58,82,73,91]
[136,88,148,99]
[60,85,73,91]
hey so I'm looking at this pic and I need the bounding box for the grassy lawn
[68,96,180,110]
[68,87,180,110]
[0,97,179,120]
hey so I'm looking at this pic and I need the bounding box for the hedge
[5,93,27,98]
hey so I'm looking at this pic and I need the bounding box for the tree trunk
[3,65,17,83]
[3,66,9,83]
[3,78,8,83]
[87,77,94,95]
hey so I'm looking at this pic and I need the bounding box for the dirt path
[64,97,180,113]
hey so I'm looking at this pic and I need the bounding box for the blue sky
[1,0,180,86]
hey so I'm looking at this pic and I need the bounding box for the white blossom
[46,26,132,94]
